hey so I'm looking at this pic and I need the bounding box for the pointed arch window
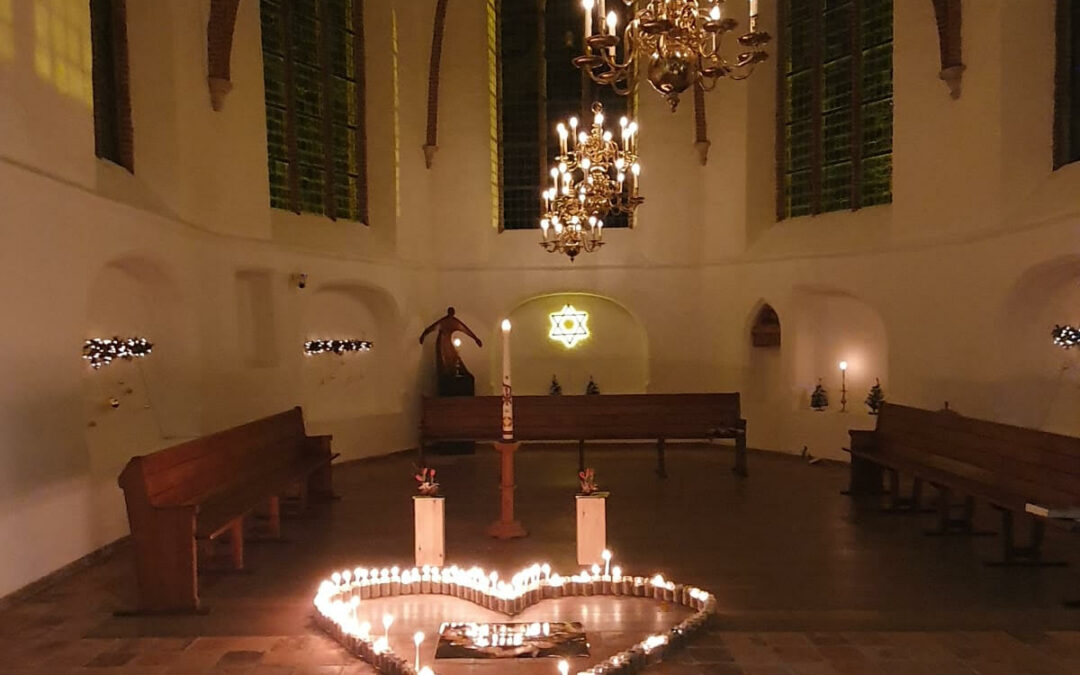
[494,0,632,231]
[777,0,893,219]
[1055,0,1080,168]
[260,0,368,222]
[90,0,133,171]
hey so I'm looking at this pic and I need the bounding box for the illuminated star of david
[549,304,589,348]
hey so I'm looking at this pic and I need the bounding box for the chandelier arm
[698,73,721,92]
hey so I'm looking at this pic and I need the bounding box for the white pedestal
[576,494,607,566]
[414,496,445,567]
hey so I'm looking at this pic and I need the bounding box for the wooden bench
[421,393,747,477]
[118,407,335,613]
[846,402,1080,565]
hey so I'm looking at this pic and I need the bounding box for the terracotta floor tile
[3,450,1080,674]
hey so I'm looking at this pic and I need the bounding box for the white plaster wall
[1,0,1080,600]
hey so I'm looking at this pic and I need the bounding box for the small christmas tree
[810,379,829,411]
[865,378,885,415]
[585,376,600,395]
[549,375,562,395]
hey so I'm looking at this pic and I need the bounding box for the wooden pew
[846,402,1080,565]
[118,407,334,613]
[421,393,747,477]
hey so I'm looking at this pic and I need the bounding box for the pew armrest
[848,429,877,454]
[305,434,334,458]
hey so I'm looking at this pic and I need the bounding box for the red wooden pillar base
[486,441,527,539]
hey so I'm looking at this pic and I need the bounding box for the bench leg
[656,439,667,478]
[267,496,281,538]
[882,472,934,513]
[733,435,748,478]
[229,519,245,570]
[924,489,994,536]
[118,507,201,615]
[289,481,310,514]
[842,455,884,496]
[985,509,1067,567]
[308,462,337,501]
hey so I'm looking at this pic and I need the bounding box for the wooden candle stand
[486,441,527,539]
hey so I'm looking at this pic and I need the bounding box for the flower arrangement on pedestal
[415,467,439,497]
[579,468,599,495]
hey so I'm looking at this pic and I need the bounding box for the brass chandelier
[540,102,643,261]
[574,0,771,111]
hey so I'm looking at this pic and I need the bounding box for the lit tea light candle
[602,549,612,577]
[413,631,425,672]
[558,659,570,675]
[382,613,394,642]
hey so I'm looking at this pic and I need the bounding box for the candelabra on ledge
[574,0,771,111]
[540,102,643,261]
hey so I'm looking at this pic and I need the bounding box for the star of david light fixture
[549,305,590,348]
[574,0,771,111]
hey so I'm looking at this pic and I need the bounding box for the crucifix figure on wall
[419,307,482,396]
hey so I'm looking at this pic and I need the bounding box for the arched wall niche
[84,254,199,543]
[995,255,1080,434]
[743,299,787,452]
[750,303,782,348]
[789,286,889,404]
[780,287,888,459]
[300,282,405,422]
[496,292,650,396]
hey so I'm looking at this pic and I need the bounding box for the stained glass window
[778,0,892,219]
[1055,0,1080,169]
[90,0,132,171]
[497,0,631,230]
[261,0,367,223]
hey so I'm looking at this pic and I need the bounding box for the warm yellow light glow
[548,305,589,348]
[0,0,14,63]
[501,319,512,333]
[839,360,848,371]
[453,337,462,348]
[33,0,92,107]
[313,559,717,675]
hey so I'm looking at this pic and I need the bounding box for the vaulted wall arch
[499,292,649,395]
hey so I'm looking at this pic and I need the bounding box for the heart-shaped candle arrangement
[313,560,717,674]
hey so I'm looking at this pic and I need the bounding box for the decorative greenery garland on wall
[305,339,374,355]
[82,337,154,369]
[1053,325,1080,349]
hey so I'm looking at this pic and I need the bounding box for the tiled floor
[3,445,1080,673]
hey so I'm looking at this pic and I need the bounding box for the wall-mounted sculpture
[419,307,482,396]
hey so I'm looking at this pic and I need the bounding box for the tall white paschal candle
[501,319,513,440]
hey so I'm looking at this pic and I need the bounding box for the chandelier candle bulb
[583,0,593,39]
